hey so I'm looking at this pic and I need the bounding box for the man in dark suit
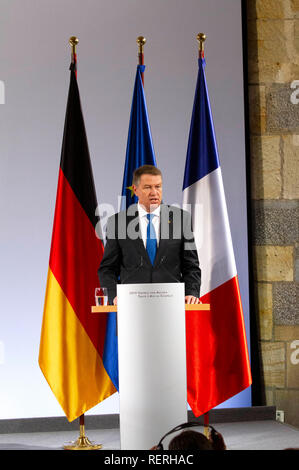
[98,165,201,305]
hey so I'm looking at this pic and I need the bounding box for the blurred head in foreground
[168,426,226,451]
[168,430,213,450]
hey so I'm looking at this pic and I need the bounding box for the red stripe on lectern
[49,168,106,356]
[186,276,252,417]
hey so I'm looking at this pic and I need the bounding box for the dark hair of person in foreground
[168,427,226,451]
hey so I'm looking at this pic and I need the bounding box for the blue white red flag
[183,57,252,416]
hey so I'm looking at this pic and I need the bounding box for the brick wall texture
[247,0,299,427]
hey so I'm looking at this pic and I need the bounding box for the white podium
[117,283,188,450]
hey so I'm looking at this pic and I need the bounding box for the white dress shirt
[137,202,160,248]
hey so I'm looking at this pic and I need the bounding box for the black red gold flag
[39,62,115,421]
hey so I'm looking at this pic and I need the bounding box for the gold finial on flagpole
[69,36,79,75]
[137,36,146,56]
[69,36,79,54]
[137,36,146,84]
[197,33,206,58]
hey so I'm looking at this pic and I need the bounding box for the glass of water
[95,287,108,306]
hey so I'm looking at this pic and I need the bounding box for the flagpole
[196,32,210,439]
[137,35,146,84]
[62,36,102,451]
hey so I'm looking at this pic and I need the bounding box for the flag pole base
[63,415,102,450]
[63,435,102,450]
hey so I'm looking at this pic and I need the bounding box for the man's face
[133,174,163,212]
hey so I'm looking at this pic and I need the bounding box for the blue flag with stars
[102,64,157,390]
[121,64,157,208]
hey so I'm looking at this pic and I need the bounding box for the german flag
[38,60,116,422]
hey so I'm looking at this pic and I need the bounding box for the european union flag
[103,64,157,390]
[121,65,157,209]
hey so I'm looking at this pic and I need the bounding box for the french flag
[183,56,252,417]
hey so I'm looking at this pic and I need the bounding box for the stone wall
[246,0,299,427]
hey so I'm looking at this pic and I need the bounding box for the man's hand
[185,295,201,304]
[113,296,118,306]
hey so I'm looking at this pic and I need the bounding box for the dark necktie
[146,213,157,265]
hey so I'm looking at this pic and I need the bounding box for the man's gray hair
[132,165,162,186]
